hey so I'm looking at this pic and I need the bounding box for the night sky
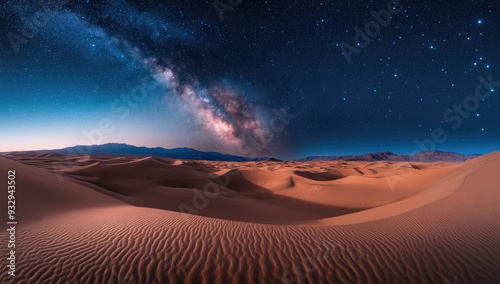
[1,0,499,159]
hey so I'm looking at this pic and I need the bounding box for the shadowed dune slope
[0,157,125,224]
[0,153,499,283]
[58,153,483,224]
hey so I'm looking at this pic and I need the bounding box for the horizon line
[0,142,489,160]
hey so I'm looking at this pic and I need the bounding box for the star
[3,0,500,158]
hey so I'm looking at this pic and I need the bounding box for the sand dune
[1,152,499,283]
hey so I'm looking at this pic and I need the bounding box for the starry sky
[1,0,499,159]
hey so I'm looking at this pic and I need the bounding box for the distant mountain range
[12,144,481,162]
[298,151,481,162]
[34,143,267,162]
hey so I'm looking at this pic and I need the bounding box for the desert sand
[1,152,500,283]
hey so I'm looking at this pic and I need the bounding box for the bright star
[477,19,483,24]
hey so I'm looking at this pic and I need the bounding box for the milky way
[2,0,500,157]
[142,56,269,152]
[1,1,274,155]
[66,4,275,155]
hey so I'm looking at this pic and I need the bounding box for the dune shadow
[294,170,345,181]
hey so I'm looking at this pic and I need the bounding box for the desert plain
[1,151,500,283]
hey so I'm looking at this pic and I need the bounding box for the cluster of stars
[1,0,499,156]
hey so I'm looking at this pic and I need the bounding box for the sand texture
[1,152,499,283]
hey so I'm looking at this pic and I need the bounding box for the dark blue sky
[1,0,499,159]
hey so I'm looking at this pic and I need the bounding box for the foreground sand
[1,152,499,283]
